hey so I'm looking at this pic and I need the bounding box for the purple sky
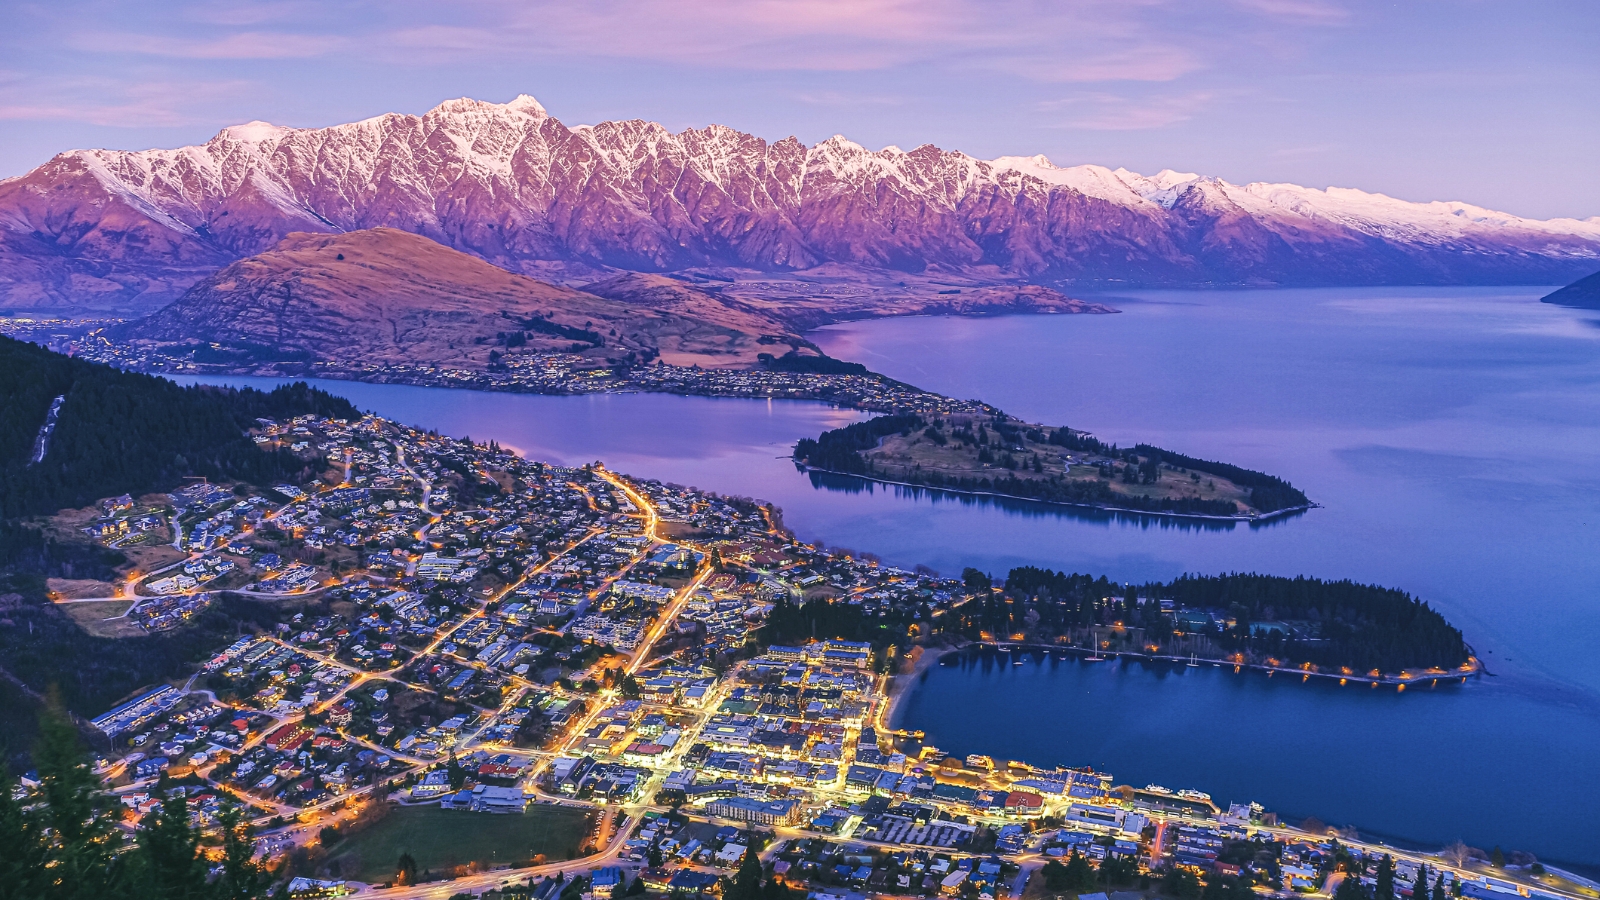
[4,0,1596,219]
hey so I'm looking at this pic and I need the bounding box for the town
[32,411,1590,900]
[67,332,996,419]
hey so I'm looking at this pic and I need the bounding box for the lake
[176,284,1600,867]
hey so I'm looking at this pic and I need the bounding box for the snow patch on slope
[222,121,294,144]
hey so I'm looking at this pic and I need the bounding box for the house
[470,784,530,813]
[286,877,351,897]
[639,868,674,892]
[135,757,170,779]
[714,843,748,867]
[668,870,722,895]
[410,769,452,799]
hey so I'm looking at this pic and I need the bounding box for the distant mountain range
[3,94,1598,313]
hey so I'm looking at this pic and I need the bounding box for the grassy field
[323,803,595,884]
[57,599,144,638]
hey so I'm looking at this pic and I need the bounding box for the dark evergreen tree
[1041,860,1071,891]
[1336,872,1370,900]
[1376,855,1396,900]
[132,778,208,900]
[1164,867,1202,900]
[33,699,127,900]
[727,835,764,900]
[396,852,419,886]
[214,801,274,900]
[1063,851,1097,892]
[0,760,48,900]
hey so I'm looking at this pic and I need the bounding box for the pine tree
[1413,865,1429,900]
[1164,866,1202,900]
[396,852,419,886]
[133,778,208,900]
[1064,851,1096,892]
[728,835,764,900]
[1335,872,1369,900]
[761,876,792,900]
[1432,873,1447,900]
[0,761,48,900]
[214,801,274,900]
[33,697,127,900]
[1375,855,1396,900]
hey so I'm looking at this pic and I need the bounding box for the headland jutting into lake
[68,326,1313,523]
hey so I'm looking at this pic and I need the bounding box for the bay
[173,284,1600,867]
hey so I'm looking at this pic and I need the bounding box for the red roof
[1004,791,1044,808]
[265,723,312,752]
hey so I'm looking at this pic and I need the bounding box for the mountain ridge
[4,93,1598,313]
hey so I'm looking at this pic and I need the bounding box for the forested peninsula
[793,412,1310,519]
[957,568,1474,678]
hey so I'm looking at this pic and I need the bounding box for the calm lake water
[176,285,1600,868]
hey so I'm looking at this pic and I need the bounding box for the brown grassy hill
[580,272,805,363]
[114,228,801,369]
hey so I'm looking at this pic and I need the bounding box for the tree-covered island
[793,412,1311,519]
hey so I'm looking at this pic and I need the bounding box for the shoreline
[798,464,1316,524]
[882,644,952,732]
[949,641,1483,687]
[884,642,1480,743]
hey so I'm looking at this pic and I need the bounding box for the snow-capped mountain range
[3,94,1597,312]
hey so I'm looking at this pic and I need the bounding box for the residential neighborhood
[26,411,1589,900]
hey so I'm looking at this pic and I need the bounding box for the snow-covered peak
[503,94,548,117]
[1109,168,1201,209]
[425,95,547,121]
[806,135,879,178]
[991,156,1158,207]
[220,121,293,145]
[1224,180,1600,240]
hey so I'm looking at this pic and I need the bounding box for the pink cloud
[0,76,257,128]
[75,30,346,59]
[1040,90,1222,130]
[379,0,1205,78]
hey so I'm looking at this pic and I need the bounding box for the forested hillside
[0,337,361,751]
[965,568,1470,674]
[0,336,358,518]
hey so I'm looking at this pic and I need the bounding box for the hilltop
[111,228,803,370]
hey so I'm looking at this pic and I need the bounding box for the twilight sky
[3,0,1596,220]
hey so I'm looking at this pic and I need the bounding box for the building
[469,784,530,812]
[92,685,182,738]
[704,796,801,826]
